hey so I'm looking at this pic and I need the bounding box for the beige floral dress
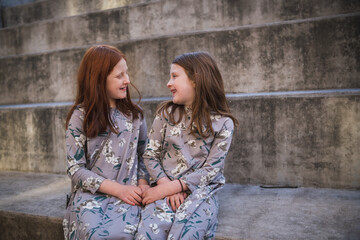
[135,107,234,240]
[63,106,148,239]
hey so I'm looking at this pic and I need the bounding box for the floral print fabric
[63,107,148,239]
[136,107,234,239]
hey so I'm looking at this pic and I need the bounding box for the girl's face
[167,64,195,107]
[106,58,130,108]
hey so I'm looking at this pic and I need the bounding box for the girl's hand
[116,185,143,206]
[138,178,150,195]
[138,184,150,195]
[166,192,188,212]
[142,185,167,205]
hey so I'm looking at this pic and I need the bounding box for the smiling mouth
[170,89,176,94]
[120,87,127,91]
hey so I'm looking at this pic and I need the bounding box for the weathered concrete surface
[1,0,360,56]
[216,184,360,240]
[0,211,64,240]
[1,91,359,189]
[1,0,157,27]
[0,171,359,240]
[0,171,69,218]
[225,91,360,189]
[0,104,69,174]
[1,13,359,105]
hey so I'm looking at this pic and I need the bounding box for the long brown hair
[158,51,238,138]
[65,45,143,138]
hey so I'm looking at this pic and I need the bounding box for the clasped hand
[141,185,188,211]
[117,183,188,211]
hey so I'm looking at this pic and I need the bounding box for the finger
[179,194,184,204]
[132,194,142,206]
[131,192,142,204]
[175,196,181,209]
[134,187,142,196]
[170,197,176,212]
[143,196,153,205]
[132,188,142,198]
[130,196,141,206]
[124,198,135,206]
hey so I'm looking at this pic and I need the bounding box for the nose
[167,79,173,88]
[124,74,130,84]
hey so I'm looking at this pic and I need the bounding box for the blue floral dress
[136,107,234,240]
[63,107,148,240]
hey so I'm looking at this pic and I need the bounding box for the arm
[98,179,142,206]
[137,116,150,187]
[142,177,187,206]
[66,108,105,194]
[66,108,142,205]
[180,118,234,193]
[142,114,169,184]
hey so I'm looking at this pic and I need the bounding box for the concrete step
[1,13,359,105]
[1,90,359,189]
[1,0,360,57]
[1,0,157,28]
[0,170,359,240]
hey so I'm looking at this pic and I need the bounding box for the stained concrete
[1,0,157,27]
[0,171,359,239]
[2,0,360,56]
[1,13,359,104]
[0,91,359,189]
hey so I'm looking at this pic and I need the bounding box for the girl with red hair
[63,45,149,239]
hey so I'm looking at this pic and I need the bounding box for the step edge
[1,89,359,109]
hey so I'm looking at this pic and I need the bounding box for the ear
[191,81,196,88]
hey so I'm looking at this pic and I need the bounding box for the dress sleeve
[180,118,234,193]
[137,116,149,182]
[65,108,105,194]
[143,114,168,185]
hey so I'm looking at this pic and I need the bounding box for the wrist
[157,177,171,185]
[138,178,148,185]
[114,182,125,198]
[155,184,169,199]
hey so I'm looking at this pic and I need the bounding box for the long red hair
[66,45,143,138]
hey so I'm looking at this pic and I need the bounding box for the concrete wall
[226,92,360,189]
[1,90,359,189]
[1,0,158,27]
[1,0,360,56]
[0,0,359,190]
[0,0,38,8]
[1,13,359,105]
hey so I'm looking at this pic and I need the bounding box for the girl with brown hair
[136,52,238,239]
[63,45,149,239]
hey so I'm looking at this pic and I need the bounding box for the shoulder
[211,114,234,131]
[68,105,85,126]
[156,102,176,120]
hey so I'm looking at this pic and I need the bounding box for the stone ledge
[0,171,359,240]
